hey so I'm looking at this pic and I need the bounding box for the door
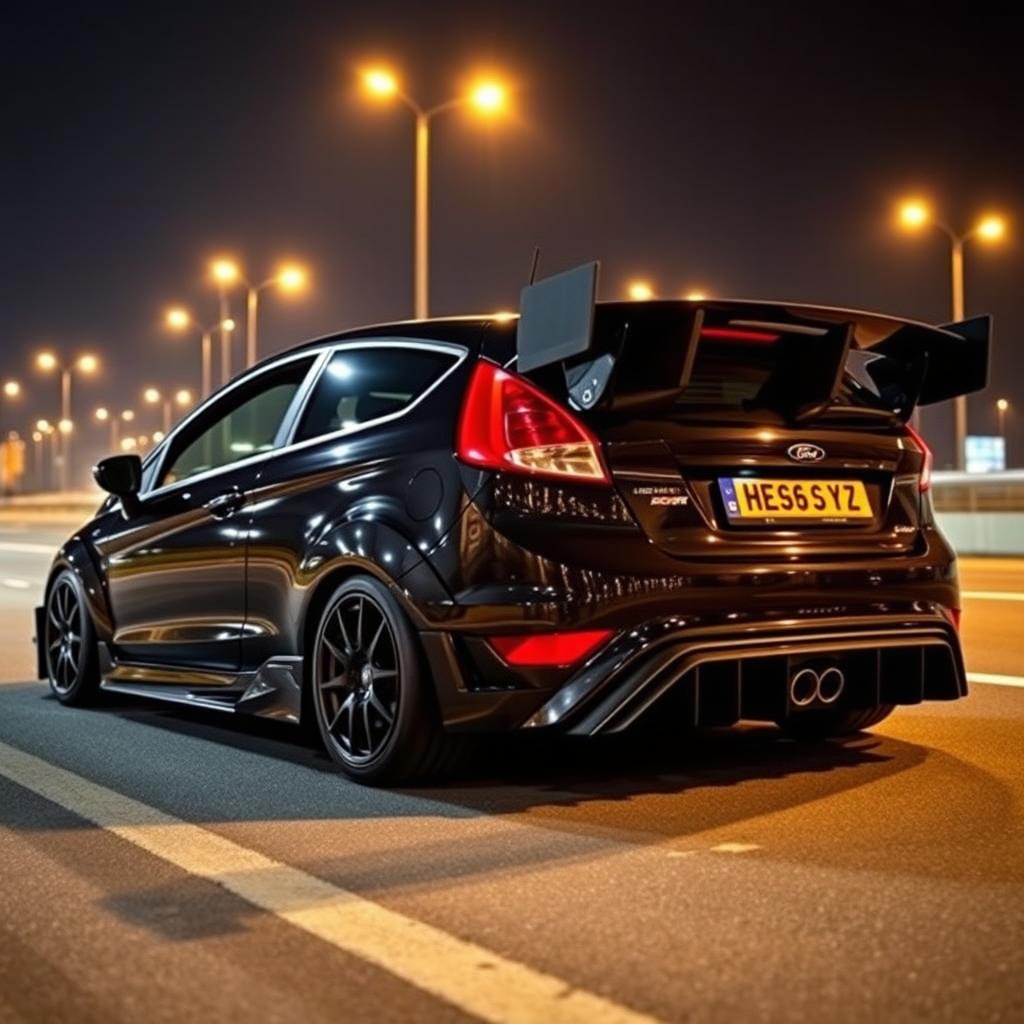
[96,354,318,672]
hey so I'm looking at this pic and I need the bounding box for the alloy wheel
[316,592,400,765]
[46,578,83,693]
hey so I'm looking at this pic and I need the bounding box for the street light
[166,307,235,397]
[95,406,119,452]
[31,420,54,491]
[997,398,1010,438]
[243,263,308,368]
[628,280,655,300]
[3,380,20,398]
[896,199,1008,470]
[684,290,707,301]
[360,66,510,319]
[144,386,193,432]
[34,351,99,491]
[210,258,241,384]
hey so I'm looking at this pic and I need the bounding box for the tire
[309,575,460,784]
[43,569,100,706]
[779,704,895,739]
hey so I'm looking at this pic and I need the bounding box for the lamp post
[33,419,55,491]
[166,308,235,397]
[896,200,1007,469]
[360,68,509,319]
[144,387,193,433]
[244,264,308,368]
[210,259,240,385]
[35,351,99,491]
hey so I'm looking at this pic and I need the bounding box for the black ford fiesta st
[37,263,989,783]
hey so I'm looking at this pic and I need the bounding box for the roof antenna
[527,247,541,285]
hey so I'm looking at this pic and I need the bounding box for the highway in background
[1,512,1022,1023]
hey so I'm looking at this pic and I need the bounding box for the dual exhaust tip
[789,666,845,707]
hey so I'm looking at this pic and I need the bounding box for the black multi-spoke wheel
[317,590,400,764]
[44,569,99,705]
[311,575,458,784]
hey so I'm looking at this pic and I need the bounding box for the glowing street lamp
[144,386,193,432]
[243,263,309,369]
[34,351,99,491]
[997,397,1010,438]
[3,380,20,398]
[359,65,510,318]
[684,290,707,302]
[628,280,655,301]
[209,258,241,385]
[896,199,1009,469]
[166,307,235,397]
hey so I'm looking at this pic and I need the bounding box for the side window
[293,344,457,443]
[158,357,315,487]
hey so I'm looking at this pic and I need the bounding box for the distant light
[143,387,160,404]
[898,200,930,230]
[363,68,399,97]
[153,430,165,443]
[997,398,1010,412]
[94,406,109,422]
[36,351,59,372]
[277,265,307,292]
[211,258,240,284]
[976,215,1006,242]
[32,431,42,443]
[121,409,135,422]
[58,418,73,435]
[221,317,236,332]
[36,418,51,433]
[229,441,255,453]
[166,307,191,330]
[684,290,707,302]
[2,380,20,398]
[77,354,99,374]
[469,80,507,114]
[628,280,655,301]
[120,436,137,451]
[175,388,193,406]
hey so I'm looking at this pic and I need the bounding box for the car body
[37,270,988,782]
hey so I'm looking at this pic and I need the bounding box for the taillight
[487,630,614,667]
[456,361,610,485]
[942,607,961,631]
[905,424,933,493]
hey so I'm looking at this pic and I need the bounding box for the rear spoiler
[516,261,991,421]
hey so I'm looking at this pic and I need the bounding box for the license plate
[718,478,872,521]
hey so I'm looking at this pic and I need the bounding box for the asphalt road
[1,514,1022,1023]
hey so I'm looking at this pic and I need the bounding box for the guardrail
[932,471,1024,555]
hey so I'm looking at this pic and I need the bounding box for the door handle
[205,491,244,519]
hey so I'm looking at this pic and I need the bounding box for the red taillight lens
[488,630,614,667]
[942,607,962,632]
[905,424,933,493]
[456,361,610,485]
[699,327,780,344]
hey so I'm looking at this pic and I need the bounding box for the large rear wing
[516,261,991,422]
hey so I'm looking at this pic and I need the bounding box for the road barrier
[933,471,1024,555]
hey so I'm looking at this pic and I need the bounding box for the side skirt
[97,643,304,724]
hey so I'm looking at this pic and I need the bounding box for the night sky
[3,1,1023,467]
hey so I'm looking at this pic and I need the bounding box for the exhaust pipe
[788,666,845,707]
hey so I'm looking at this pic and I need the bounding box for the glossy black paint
[39,307,966,735]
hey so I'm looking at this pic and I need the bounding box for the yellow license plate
[720,478,873,520]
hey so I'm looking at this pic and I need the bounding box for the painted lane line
[0,740,658,1024]
[0,541,55,555]
[968,672,1024,689]
[962,590,1024,602]
[1,578,31,590]
[709,842,762,855]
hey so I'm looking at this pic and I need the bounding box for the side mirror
[93,454,142,516]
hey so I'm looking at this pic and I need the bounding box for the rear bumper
[427,609,965,734]
[522,613,965,734]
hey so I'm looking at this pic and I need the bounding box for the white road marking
[968,672,1024,689]
[666,850,697,859]
[0,740,658,1024]
[0,541,54,555]
[1,578,31,590]
[709,842,761,854]
[962,590,1024,602]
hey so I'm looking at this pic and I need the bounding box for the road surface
[1,514,1022,1023]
